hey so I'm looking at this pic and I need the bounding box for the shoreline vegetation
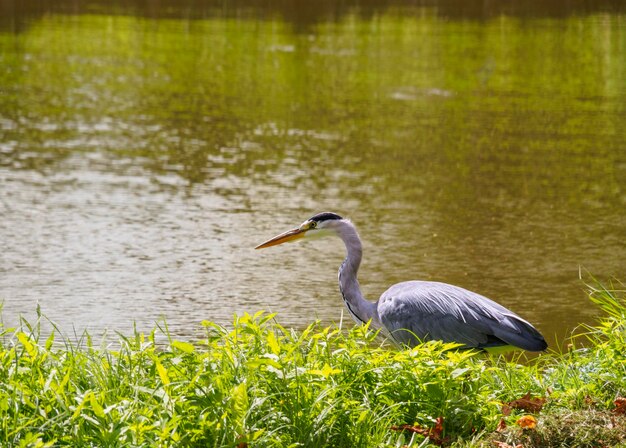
[1,282,625,447]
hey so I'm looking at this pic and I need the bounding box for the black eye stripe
[309,212,343,223]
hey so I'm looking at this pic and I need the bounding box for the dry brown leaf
[391,416,446,446]
[516,415,537,429]
[432,416,444,436]
[613,397,626,415]
[505,393,546,413]
[496,418,507,432]
[391,424,429,436]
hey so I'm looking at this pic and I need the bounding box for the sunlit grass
[1,282,625,447]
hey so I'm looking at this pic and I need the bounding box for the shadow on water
[3,0,626,33]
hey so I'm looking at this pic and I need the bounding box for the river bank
[1,282,624,447]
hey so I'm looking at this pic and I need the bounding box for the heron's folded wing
[378,281,546,351]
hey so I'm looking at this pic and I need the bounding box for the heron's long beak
[255,227,307,249]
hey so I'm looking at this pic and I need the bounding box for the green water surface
[1,1,625,343]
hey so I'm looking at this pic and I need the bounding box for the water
[1,1,625,345]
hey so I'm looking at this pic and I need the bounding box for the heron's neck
[336,221,380,328]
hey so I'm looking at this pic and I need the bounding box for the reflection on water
[1,1,625,344]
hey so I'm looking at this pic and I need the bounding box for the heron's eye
[309,221,317,229]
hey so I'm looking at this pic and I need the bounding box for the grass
[0,282,625,447]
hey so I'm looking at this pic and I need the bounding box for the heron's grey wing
[377,281,547,351]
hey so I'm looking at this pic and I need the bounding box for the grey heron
[255,212,547,352]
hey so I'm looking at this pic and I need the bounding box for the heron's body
[256,212,547,352]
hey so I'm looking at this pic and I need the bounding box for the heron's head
[255,212,344,249]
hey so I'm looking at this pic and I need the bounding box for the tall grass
[1,282,625,447]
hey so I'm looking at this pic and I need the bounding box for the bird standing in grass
[256,212,547,352]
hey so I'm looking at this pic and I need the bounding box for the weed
[0,283,624,447]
